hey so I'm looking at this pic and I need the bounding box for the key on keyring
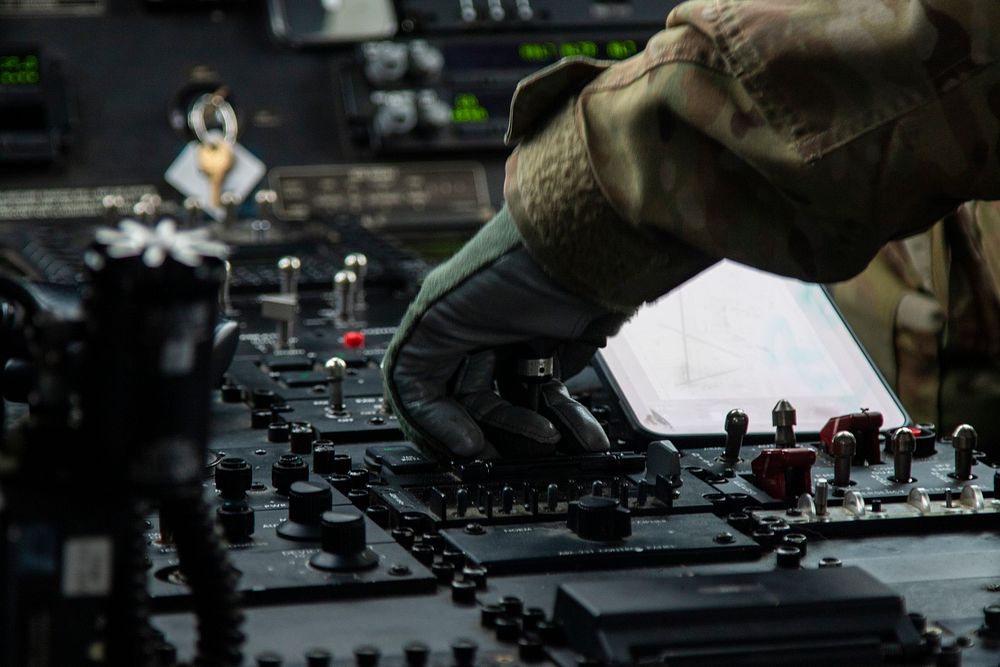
[197,139,235,207]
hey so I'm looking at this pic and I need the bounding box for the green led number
[559,41,598,58]
[0,54,40,86]
[452,93,489,124]
[605,40,638,60]
[518,42,559,63]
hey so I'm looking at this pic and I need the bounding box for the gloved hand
[382,207,631,460]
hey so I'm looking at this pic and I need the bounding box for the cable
[165,493,244,667]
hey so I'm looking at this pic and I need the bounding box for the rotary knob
[215,457,252,501]
[309,510,379,572]
[217,500,254,543]
[278,481,333,541]
[272,454,309,494]
[566,495,631,541]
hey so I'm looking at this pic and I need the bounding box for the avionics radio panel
[340,34,651,153]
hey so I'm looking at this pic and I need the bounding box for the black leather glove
[382,207,630,460]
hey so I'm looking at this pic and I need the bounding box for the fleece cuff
[505,97,715,312]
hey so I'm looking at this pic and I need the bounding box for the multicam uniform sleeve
[503,0,1000,311]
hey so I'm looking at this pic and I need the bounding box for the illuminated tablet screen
[597,260,907,437]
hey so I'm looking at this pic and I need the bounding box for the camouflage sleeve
[505,0,1000,311]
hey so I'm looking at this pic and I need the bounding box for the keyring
[188,93,238,145]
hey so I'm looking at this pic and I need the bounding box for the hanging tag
[165,131,266,221]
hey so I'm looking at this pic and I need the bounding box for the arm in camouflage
[504,0,1000,312]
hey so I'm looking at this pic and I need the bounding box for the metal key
[197,139,234,207]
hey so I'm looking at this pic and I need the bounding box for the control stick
[721,409,748,465]
[831,431,856,487]
[891,428,916,483]
[326,357,347,415]
[953,424,977,480]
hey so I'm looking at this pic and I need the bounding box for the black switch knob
[328,473,352,494]
[268,421,291,443]
[220,382,243,403]
[348,469,369,489]
[566,495,631,541]
[304,648,332,667]
[518,636,545,663]
[217,500,254,543]
[251,409,272,429]
[215,457,252,500]
[272,454,309,494]
[278,481,333,541]
[252,389,277,409]
[501,485,515,513]
[353,645,380,667]
[403,641,429,667]
[348,488,370,510]
[312,440,351,475]
[310,510,379,571]
[451,639,478,667]
[289,421,315,454]
[256,651,283,667]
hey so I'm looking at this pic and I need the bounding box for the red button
[343,331,365,349]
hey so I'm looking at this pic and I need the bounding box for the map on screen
[598,260,907,437]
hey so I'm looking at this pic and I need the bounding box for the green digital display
[0,53,40,86]
[452,93,489,124]
[517,39,638,63]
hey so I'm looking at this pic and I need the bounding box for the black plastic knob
[501,485,515,513]
[309,510,379,571]
[983,605,1000,637]
[268,421,291,443]
[256,651,283,667]
[353,645,380,667]
[566,495,631,541]
[217,500,254,543]
[312,442,340,474]
[518,637,545,663]
[289,422,315,454]
[410,543,434,565]
[442,549,465,568]
[348,489,370,510]
[451,579,477,605]
[278,481,333,541]
[495,616,520,642]
[252,389,277,409]
[348,468,369,490]
[782,532,808,558]
[432,561,455,584]
[451,639,478,667]
[251,409,272,429]
[522,607,546,631]
[461,566,487,589]
[304,649,332,667]
[366,504,390,528]
[328,474,352,494]
[391,527,415,550]
[501,596,524,618]
[272,454,309,494]
[403,641,429,667]
[220,382,243,403]
[421,532,444,553]
[775,545,802,569]
[215,457,252,500]
[481,604,502,628]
